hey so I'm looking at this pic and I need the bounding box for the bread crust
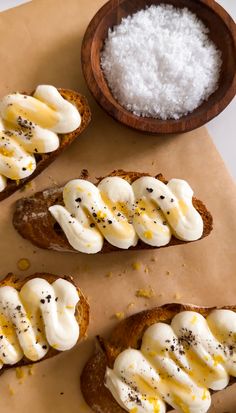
[0,88,91,201]
[0,272,89,374]
[81,303,236,413]
[13,170,213,252]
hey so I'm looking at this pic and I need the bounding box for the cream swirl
[105,309,236,413]
[0,278,80,367]
[49,176,203,254]
[0,85,81,191]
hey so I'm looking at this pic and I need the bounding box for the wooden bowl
[81,0,236,134]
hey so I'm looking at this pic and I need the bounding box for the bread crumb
[28,365,34,376]
[166,271,171,276]
[136,287,155,299]
[114,312,125,320]
[20,181,34,192]
[48,176,59,186]
[105,271,113,278]
[7,384,14,396]
[15,367,24,381]
[174,292,182,300]
[17,258,30,271]
[182,263,186,267]
[127,302,135,309]
[144,266,149,274]
[132,262,141,270]
[150,257,157,262]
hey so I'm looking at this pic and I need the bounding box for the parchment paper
[0,0,235,411]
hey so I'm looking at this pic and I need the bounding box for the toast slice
[0,88,91,201]
[81,303,236,413]
[0,272,89,375]
[13,169,213,252]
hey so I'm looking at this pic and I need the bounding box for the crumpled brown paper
[0,0,235,412]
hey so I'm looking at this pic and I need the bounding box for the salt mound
[101,4,222,120]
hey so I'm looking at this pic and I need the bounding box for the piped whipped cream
[0,277,80,367]
[105,309,236,413]
[0,85,81,191]
[49,176,203,254]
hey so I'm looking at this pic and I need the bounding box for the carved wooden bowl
[81,0,236,134]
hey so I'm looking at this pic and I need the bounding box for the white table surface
[0,0,235,180]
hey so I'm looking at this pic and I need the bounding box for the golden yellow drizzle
[144,230,153,240]
[17,258,31,271]
[0,147,14,157]
[129,408,138,413]
[5,100,58,129]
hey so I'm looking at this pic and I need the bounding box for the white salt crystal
[101,4,222,120]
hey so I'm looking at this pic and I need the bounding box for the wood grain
[81,0,236,134]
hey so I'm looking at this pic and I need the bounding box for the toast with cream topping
[0,272,89,374]
[13,170,213,253]
[81,304,236,413]
[0,86,91,201]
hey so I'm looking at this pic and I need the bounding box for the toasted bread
[0,88,91,201]
[13,169,213,252]
[0,272,89,375]
[81,303,236,413]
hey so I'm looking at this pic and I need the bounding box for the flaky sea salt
[101,4,222,120]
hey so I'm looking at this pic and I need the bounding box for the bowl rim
[81,0,236,134]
